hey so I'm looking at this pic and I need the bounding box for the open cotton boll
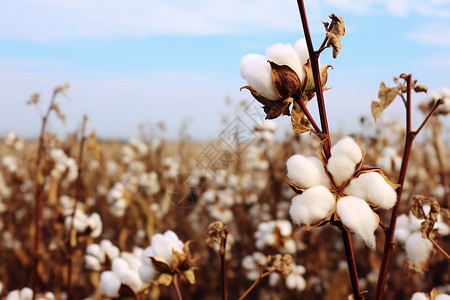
[87,243,105,263]
[435,295,450,300]
[410,293,429,300]
[20,288,33,300]
[150,230,184,265]
[117,269,143,293]
[327,155,356,186]
[266,43,303,82]
[289,185,335,226]
[112,257,129,273]
[276,220,293,236]
[6,290,20,300]
[100,271,121,298]
[337,196,378,250]
[307,156,331,188]
[286,272,307,291]
[293,38,309,70]
[286,155,323,189]
[394,214,411,244]
[85,254,102,271]
[239,54,280,100]
[138,264,156,283]
[331,138,362,164]
[405,232,433,267]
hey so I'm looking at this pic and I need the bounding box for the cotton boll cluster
[411,292,450,300]
[395,207,450,269]
[84,239,120,271]
[4,131,24,151]
[240,39,309,100]
[254,220,296,253]
[245,146,270,171]
[254,120,278,144]
[99,248,145,298]
[242,252,267,281]
[2,155,19,174]
[138,171,160,196]
[270,263,307,292]
[63,207,102,238]
[376,147,402,172]
[161,156,180,179]
[121,138,148,164]
[138,230,184,283]
[107,182,130,217]
[327,137,362,186]
[6,288,55,300]
[49,149,78,183]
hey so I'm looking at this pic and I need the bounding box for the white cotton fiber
[337,196,378,250]
[87,243,105,263]
[394,214,411,244]
[289,185,335,226]
[286,155,323,189]
[85,254,102,271]
[6,290,20,300]
[239,54,280,100]
[112,257,129,273]
[99,271,121,298]
[405,232,433,267]
[20,288,33,300]
[410,292,429,300]
[294,39,309,70]
[346,172,397,209]
[327,155,356,186]
[330,138,363,164]
[435,294,450,300]
[307,156,331,188]
[117,269,143,293]
[138,264,156,283]
[276,220,293,236]
[266,43,303,83]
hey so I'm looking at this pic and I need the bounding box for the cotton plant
[107,182,130,217]
[395,196,450,270]
[121,138,149,164]
[61,196,102,238]
[254,220,297,254]
[84,239,120,271]
[4,131,24,151]
[138,230,196,288]
[286,137,398,249]
[99,248,145,298]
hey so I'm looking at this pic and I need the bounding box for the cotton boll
[293,38,309,74]
[286,155,322,189]
[435,295,450,300]
[150,230,183,265]
[239,54,280,100]
[331,138,363,164]
[276,220,293,236]
[286,272,307,291]
[327,155,356,186]
[266,43,303,83]
[337,196,378,250]
[112,257,129,273]
[117,269,143,293]
[85,254,102,271]
[138,264,156,283]
[394,214,411,244]
[284,239,296,254]
[410,292,429,300]
[87,213,102,238]
[289,185,335,226]
[6,290,20,300]
[100,271,121,298]
[405,232,433,267]
[20,288,33,300]
[307,156,331,188]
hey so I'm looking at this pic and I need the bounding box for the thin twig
[340,227,362,299]
[238,270,270,300]
[295,96,321,134]
[173,274,184,300]
[429,237,450,261]
[220,232,229,300]
[66,116,88,299]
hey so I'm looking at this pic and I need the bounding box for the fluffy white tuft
[337,196,378,250]
[405,232,433,267]
[138,264,156,283]
[239,54,280,100]
[149,230,184,265]
[117,268,143,293]
[327,155,356,186]
[345,172,397,209]
[266,43,303,84]
[289,185,335,226]
[394,214,411,244]
[435,295,450,300]
[410,292,429,300]
[307,156,331,188]
[99,271,121,298]
[330,138,363,164]
[286,155,325,189]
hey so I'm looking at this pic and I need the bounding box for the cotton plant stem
[340,228,362,300]
[295,96,321,134]
[429,237,450,261]
[31,89,59,298]
[238,270,270,300]
[296,0,331,152]
[66,116,88,300]
[173,274,184,300]
[220,234,229,300]
[376,75,414,300]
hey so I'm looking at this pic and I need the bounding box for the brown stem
[429,237,450,261]
[31,88,60,298]
[340,227,362,299]
[296,0,331,153]
[296,96,321,134]
[376,75,414,299]
[173,274,184,300]
[66,116,88,299]
[238,270,270,300]
[220,232,229,300]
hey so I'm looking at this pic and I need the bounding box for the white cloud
[407,22,450,46]
[2,0,449,43]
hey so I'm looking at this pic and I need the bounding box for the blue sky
[1,0,449,141]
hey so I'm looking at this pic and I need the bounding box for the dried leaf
[269,61,302,98]
[413,84,428,93]
[240,86,292,119]
[172,250,188,271]
[157,273,173,286]
[411,195,440,238]
[320,64,334,91]
[119,284,136,297]
[291,100,313,134]
[371,82,399,122]
[326,32,343,59]
[399,73,409,80]
[27,93,40,105]
[325,14,345,58]
[150,256,173,274]
[52,103,66,124]
[183,269,196,284]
